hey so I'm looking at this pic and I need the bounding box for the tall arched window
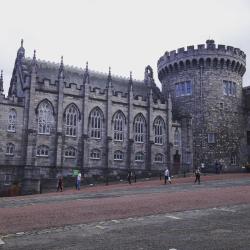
[113,111,125,141]
[174,128,181,146]
[90,108,103,139]
[134,114,146,143]
[6,143,15,155]
[8,109,16,132]
[64,147,77,158]
[36,145,49,157]
[65,104,78,136]
[38,100,53,135]
[154,117,164,145]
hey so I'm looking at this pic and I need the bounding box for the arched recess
[199,58,204,67]
[220,58,225,69]
[206,58,211,67]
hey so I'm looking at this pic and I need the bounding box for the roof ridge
[24,57,143,82]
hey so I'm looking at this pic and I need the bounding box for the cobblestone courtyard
[1,173,250,249]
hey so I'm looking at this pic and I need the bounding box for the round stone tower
[158,40,246,169]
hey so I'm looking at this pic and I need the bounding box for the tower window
[247,131,250,145]
[208,133,216,144]
[175,81,192,97]
[231,154,237,165]
[223,81,236,96]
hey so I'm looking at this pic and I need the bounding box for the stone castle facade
[0,39,249,195]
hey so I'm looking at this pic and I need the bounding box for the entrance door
[173,150,181,174]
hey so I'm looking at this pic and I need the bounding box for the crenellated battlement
[0,93,24,106]
[157,40,246,79]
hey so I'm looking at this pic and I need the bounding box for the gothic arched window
[6,143,15,155]
[174,128,181,146]
[90,108,103,139]
[8,109,16,132]
[155,153,163,163]
[64,147,77,158]
[65,104,78,137]
[38,100,54,135]
[134,114,146,143]
[113,111,125,141]
[114,150,123,161]
[36,145,49,157]
[90,149,101,159]
[154,117,165,145]
[135,152,144,162]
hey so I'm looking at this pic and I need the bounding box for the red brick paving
[1,173,250,235]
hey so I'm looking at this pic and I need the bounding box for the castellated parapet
[157,40,247,169]
[158,40,246,80]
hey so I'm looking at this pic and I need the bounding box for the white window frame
[6,143,15,156]
[174,128,181,147]
[64,147,77,158]
[4,174,12,186]
[175,81,192,97]
[36,145,49,157]
[90,149,101,160]
[231,154,237,165]
[65,105,78,137]
[134,114,145,143]
[114,112,124,141]
[223,80,236,97]
[154,117,164,145]
[154,153,163,163]
[135,152,144,162]
[90,108,102,139]
[38,101,53,135]
[114,150,123,161]
[208,133,216,144]
[8,109,16,132]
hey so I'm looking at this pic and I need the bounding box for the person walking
[57,176,63,192]
[134,171,137,183]
[194,167,201,184]
[76,172,81,190]
[164,168,171,184]
[127,171,132,184]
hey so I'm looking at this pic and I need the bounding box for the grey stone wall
[158,40,247,169]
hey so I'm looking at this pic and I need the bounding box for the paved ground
[0,173,250,249]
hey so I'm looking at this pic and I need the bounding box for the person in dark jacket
[57,176,63,192]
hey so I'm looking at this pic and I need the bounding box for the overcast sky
[0,0,250,93]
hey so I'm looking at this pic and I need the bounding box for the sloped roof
[15,56,164,100]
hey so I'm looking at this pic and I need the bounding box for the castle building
[0,40,188,195]
[0,39,249,195]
